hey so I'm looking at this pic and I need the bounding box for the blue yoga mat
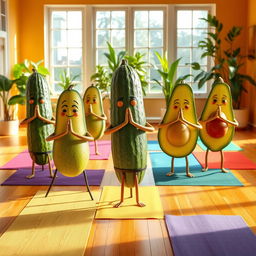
[147,140,162,151]
[150,152,243,186]
[197,139,242,151]
[165,215,256,256]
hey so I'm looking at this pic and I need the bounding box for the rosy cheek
[73,112,78,117]
[61,112,66,116]
[185,105,189,110]
[174,105,178,109]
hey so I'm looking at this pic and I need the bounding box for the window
[0,0,6,32]
[176,8,210,95]
[47,9,84,94]
[45,5,214,97]
[0,0,7,75]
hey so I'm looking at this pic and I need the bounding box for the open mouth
[66,115,75,117]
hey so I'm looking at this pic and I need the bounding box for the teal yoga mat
[147,141,161,151]
[197,139,242,151]
[150,152,243,186]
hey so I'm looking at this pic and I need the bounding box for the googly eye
[117,101,123,108]
[29,99,34,104]
[130,99,137,106]
[93,98,97,104]
[222,99,227,105]
[86,99,90,104]
[62,109,67,113]
[212,99,218,104]
[73,109,77,113]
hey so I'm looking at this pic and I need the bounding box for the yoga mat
[1,168,105,186]
[150,152,243,186]
[193,151,256,170]
[165,215,256,256]
[197,139,242,151]
[0,140,111,170]
[0,190,100,256]
[95,186,163,219]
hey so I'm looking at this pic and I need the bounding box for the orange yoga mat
[193,151,256,170]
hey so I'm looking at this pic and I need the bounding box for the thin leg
[166,157,175,176]
[45,169,58,197]
[202,148,209,172]
[94,140,100,155]
[114,173,125,208]
[83,171,94,200]
[220,150,228,173]
[27,160,35,179]
[135,174,145,207]
[186,156,193,178]
[47,153,53,178]
[130,188,133,198]
[41,165,44,171]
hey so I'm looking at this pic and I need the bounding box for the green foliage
[57,70,79,91]
[154,52,191,107]
[191,14,256,109]
[91,42,149,96]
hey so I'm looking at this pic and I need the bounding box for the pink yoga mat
[0,140,111,170]
[193,151,256,170]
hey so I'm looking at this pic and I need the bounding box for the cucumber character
[199,78,238,172]
[83,84,106,155]
[105,60,154,207]
[20,70,55,179]
[45,85,94,199]
[158,82,202,177]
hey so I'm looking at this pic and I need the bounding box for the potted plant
[190,14,256,128]
[0,75,24,135]
[153,52,191,118]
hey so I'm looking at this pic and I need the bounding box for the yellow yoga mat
[95,186,164,219]
[0,190,100,256]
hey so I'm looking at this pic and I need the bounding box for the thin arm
[128,109,154,132]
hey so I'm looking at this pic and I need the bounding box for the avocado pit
[167,121,191,147]
[206,112,228,138]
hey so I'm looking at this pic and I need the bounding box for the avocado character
[45,85,94,199]
[83,84,106,155]
[158,82,202,177]
[20,70,55,179]
[199,78,238,172]
[105,60,154,208]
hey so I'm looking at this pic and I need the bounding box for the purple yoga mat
[1,168,105,186]
[165,215,256,256]
[0,140,111,170]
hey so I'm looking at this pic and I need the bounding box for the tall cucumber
[25,71,54,165]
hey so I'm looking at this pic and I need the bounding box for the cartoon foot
[26,174,35,179]
[166,172,175,176]
[221,168,229,173]
[113,201,123,208]
[186,172,194,178]
[136,202,146,207]
[202,167,208,172]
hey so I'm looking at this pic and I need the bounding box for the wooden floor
[0,126,256,256]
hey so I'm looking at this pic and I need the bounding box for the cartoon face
[60,99,79,118]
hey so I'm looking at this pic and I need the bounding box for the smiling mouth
[66,115,74,117]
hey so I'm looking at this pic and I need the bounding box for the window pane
[193,10,208,28]
[192,48,207,65]
[70,67,82,81]
[135,48,148,62]
[96,11,110,29]
[135,30,148,47]
[150,82,161,93]
[149,48,162,65]
[53,48,67,65]
[111,11,125,28]
[149,30,163,47]
[52,30,66,47]
[193,29,207,47]
[150,67,161,81]
[134,11,148,28]
[54,83,63,94]
[68,48,82,65]
[97,48,108,65]
[177,67,191,79]
[67,11,82,29]
[67,30,82,47]
[177,11,192,28]
[177,29,192,47]
[52,11,66,29]
[53,67,66,81]
[111,30,125,47]
[96,30,110,47]
[177,48,190,65]
[149,11,163,28]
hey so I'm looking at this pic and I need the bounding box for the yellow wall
[10,0,249,120]
[247,0,256,126]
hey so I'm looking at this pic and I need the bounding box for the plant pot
[234,108,249,129]
[0,120,19,135]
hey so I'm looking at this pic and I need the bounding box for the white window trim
[44,4,216,99]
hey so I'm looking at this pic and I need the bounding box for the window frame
[44,4,215,99]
